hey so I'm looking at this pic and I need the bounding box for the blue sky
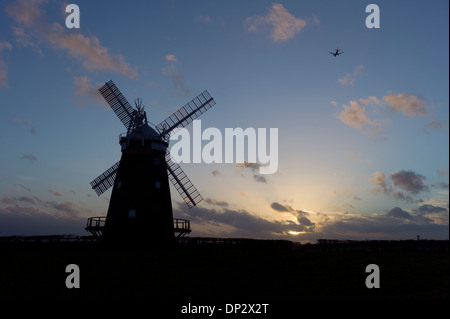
[0,0,448,241]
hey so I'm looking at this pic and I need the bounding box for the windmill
[85,80,216,246]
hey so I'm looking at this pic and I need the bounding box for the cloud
[369,172,389,195]
[11,117,36,133]
[358,96,381,105]
[48,186,62,197]
[174,203,312,238]
[0,205,86,235]
[383,93,427,116]
[338,101,376,131]
[390,170,428,195]
[252,175,267,183]
[245,3,306,42]
[25,120,35,133]
[11,25,42,54]
[204,198,229,208]
[434,182,449,189]
[2,195,41,206]
[385,206,440,224]
[165,54,177,62]
[308,13,320,25]
[162,54,190,98]
[73,75,106,107]
[0,41,13,88]
[270,202,315,231]
[175,199,448,241]
[6,0,137,79]
[424,119,447,132]
[370,170,428,202]
[21,153,37,162]
[338,65,364,86]
[195,15,212,24]
[1,196,15,205]
[211,170,223,176]
[235,162,262,171]
[437,168,449,177]
[317,208,447,241]
[391,191,414,203]
[235,161,267,183]
[270,202,290,212]
[15,184,31,192]
[1,194,81,219]
[195,15,226,27]
[386,207,412,220]
[5,0,46,27]
[413,204,448,216]
[336,92,438,135]
[45,201,79,217]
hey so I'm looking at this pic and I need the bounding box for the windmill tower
[86,80,216,246]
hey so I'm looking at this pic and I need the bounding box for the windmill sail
[99,80,135,130]
[156,90,215,141]
[165,151,203,208]
[90,161,120,196]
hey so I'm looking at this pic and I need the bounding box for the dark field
[0,240,448,302]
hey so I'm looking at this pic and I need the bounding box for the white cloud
[245,3,307,42]
[73,75,106,107]
[336,92,439,135]
[338,65,364,86]
[383,93,427,116]
[338,100,373,131]
[6,0,137,79]
[165,54,177,62]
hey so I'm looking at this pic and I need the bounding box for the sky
[0,0,448,242]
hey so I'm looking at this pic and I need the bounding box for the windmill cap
[126,123,164,142]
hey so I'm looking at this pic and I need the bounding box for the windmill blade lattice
[156,90,215,141]
[90,161,120,196]
[99,80,135,130]
[166,151,203,208]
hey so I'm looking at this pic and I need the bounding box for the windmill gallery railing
[85,217,191,239]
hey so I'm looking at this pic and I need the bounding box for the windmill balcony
[85,216,106,238]
[85,216,191,239]
[173,218,191,238]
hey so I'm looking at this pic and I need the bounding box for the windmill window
[154,158,160,166]
[155,181,161,189]
[128,209,136,219]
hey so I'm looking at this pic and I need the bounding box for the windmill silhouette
[85,80,216,246]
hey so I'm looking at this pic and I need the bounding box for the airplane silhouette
[329,49,344,57]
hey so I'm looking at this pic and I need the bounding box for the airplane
[329,48,344,57]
